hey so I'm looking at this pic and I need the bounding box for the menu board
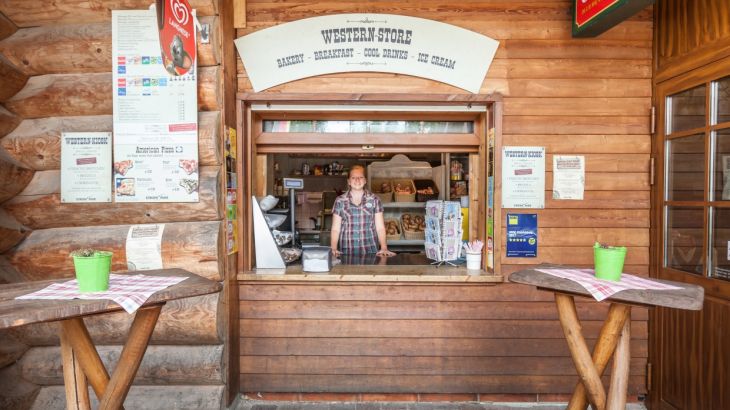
[112,10,198,202]
[61,132,112,203]
[502,146,545,209]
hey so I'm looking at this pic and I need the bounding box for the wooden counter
[238,264,503,283]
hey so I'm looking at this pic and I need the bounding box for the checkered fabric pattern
[536,268,681,302]
[333,190,384,255]
[16,274,188,314]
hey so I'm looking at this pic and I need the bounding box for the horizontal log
[499,209,649,228]
[240,337,648,358]
[504,98,650,117]
[4,167,222,229]
[5,67,220,118]
[10,293,220,346]
[240,319,647,339]
[0,17,219,76]
[240,300,648,321]
[0,365,39,409]
[499,246,648,265]
[0,255,28,283]
[0,104,20,138]
[240,374,645,395]
[502,134,651,154]
[500,39,651,60]
[504,115,649,135]
[7,220,223,281]
[543,190,650,209]
[0,12,16,41]
[0,157,33,203]
[0,208,29,253]
[20,344,222,385]
[545,172,649,191]
[0,111,221,170]
[0,330,28,367]
[0,55,27,102]
[505,227,649,247]
[1,0,218,27]
[239,355,646,376]
[31,385,223,410]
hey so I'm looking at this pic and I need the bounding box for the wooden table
[509,266,703,410]
[0,269,221,410]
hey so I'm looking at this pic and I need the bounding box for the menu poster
[553,155,585,200]
[506,213,537,258]
[502,146,545,209]
[723,156,730,200]
[112,10,198,202]
[126,224,165,270]
[61,132,112,203]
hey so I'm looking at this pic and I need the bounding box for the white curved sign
[234,14,499,93]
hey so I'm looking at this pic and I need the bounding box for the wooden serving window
[236,95,502,274]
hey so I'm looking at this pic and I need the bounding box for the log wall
[236,0,653,400]
[0,1,230,408]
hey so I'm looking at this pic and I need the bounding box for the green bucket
[72,251,112,292]
[593,242,626,281]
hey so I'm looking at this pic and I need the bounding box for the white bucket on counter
[465,252,481,270]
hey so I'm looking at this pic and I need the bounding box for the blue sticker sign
[506,213,537,257]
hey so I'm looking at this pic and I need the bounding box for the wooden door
[651,58,730,409]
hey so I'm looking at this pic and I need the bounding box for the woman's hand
[331,248,341,257]
[376,249,396,257]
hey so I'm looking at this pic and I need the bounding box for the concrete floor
[235,398,648,410]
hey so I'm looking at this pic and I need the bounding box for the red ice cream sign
[156,0,196,76]
[575,0,621,27]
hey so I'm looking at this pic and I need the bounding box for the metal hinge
[649,157,655,186]
[650,106,656,134]
[646,362,652,391]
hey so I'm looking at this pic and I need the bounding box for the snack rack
[424,200,464,266]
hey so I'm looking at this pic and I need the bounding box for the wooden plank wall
[0,1,229,408]
[236,0,653,399]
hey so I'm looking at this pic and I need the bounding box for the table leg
[60,325,90,410]
[98,304,162,410]
[60,317,114,405]
[567,303,631,410]
[607,310,631,410]
[555,293,606,410]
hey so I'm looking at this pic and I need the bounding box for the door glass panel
[717,76,730,124]
[717,129,730,200]
[669,85,706,133]
[667,134,705,201]
[666,206,704,275]
[711,208,730,281]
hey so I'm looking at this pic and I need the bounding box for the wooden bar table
[0,268,221,410]
[509,265,703,410]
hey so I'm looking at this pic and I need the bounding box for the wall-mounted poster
[61,132,112,203]
[722,156,730,200]
[112,10,198,202]
[506,213,537,258]
[553,155,585,200]
[126,224,165,270]
[502,147,545,209]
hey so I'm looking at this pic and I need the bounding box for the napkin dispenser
[302,246,332,273]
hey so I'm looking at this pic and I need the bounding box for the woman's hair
[348,164,366,178]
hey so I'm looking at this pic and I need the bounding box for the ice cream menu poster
[112,10,199,202]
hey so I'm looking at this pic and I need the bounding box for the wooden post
[60,325,91,410]
[0,55,28,102]
[555,292,606,410]
[59,318,113,404]
[98,304,162,410]
[567,302,631,410]
[607,310,631,410]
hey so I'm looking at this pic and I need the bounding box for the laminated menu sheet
[424,200,463,262]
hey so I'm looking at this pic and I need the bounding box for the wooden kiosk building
[0,1,728,409]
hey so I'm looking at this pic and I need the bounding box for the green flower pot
[593,242,626,282]
[72,251,112,292]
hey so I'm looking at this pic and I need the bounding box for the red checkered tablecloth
[536,268,680,301]
[15,274,188,314]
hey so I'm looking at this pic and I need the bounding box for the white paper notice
[502,146,545,209]
[61,132,112,203]
[112,10,198,202]
[553,155,585,200]
[126,224,165,271]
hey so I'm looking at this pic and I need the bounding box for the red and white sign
[575,0,621,27]
[156,0,196,76]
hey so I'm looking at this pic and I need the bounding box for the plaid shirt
[333,190,384,254]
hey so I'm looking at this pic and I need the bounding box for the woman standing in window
[331,165,395,258]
